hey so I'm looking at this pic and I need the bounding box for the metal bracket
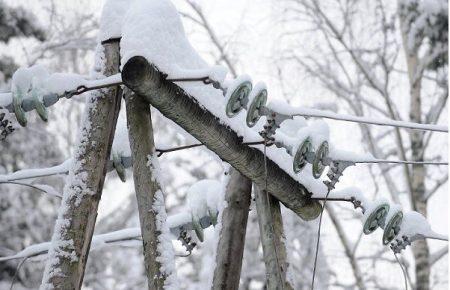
[390,235,411,254]
[112,152,127,182]
[0,110,14,141]
[324,160,355,191]
[178,230,197,255]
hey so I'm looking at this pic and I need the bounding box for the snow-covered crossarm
[121,57,322,221]
[0,211,217,262]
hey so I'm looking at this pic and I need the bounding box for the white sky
[2,0,448,288]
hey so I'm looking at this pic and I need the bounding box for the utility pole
[40,39,122,290]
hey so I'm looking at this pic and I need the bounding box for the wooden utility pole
[212,168,252,290]
[124,89,167,289]
[40,39,122,289]
[121,56,322,221]
[254,186,293,290]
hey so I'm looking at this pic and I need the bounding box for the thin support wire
[9,257,28,290]
[394,252,408,290]
[311,188,332,290]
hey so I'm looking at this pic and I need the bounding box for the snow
[0,209,217,262]
[153,190,179,289]
[361,198,389,225]
[0,159,71,182]
[395,211,448,242]
[383,204,402,227]
[120,0,329,196]
[121,0,229,84]
[98,0,134,42]
[400,0,448,52]
[112,115,131,156]
[40,44,107,290]
[224,74,252,99]
[0,64,122,111]
[186,179,222,219]
[11,65,50,96]
[146,152,179,288]
[317,186,370,207]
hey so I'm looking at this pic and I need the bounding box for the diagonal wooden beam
[121,56,321,221]
[124,89,168,289]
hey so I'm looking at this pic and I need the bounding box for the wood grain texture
[212,168,252,290]
[121,56,321,221]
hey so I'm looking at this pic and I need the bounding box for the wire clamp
[390,236,411,253]
[324,160,355,191]
[178,229,197,256]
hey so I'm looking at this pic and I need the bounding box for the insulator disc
[312,141,329,179]
[225,80,252,118]
[12,91,27,127]
[293,137,312,173]
[32,91,48,122]
[246,87,267,127]
[192,217,204,242]
[383,210,403,245]
[363,203,390,235]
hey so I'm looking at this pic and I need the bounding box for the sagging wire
[310,189,331,290]
[156,140,265,157]
[0,181,59,196]
[9,257,28,290]
[288,109,448,133]
[394,252,409,290]
[347,159,448,165]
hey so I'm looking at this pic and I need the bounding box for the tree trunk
[212,168,252,290]
[121,56,322,221]
[124,90,167,289]
[399,9,430,290]
[254,186,293,290]
[40,40,122,290]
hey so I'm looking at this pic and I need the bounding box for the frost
[40,43,107,289]
[147,153,164,183]
[153,190,179,289]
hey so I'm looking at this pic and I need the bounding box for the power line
[311,187,332,290]
[335,159,448,166]
[289,108,448,133]
[394,252,409,290]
